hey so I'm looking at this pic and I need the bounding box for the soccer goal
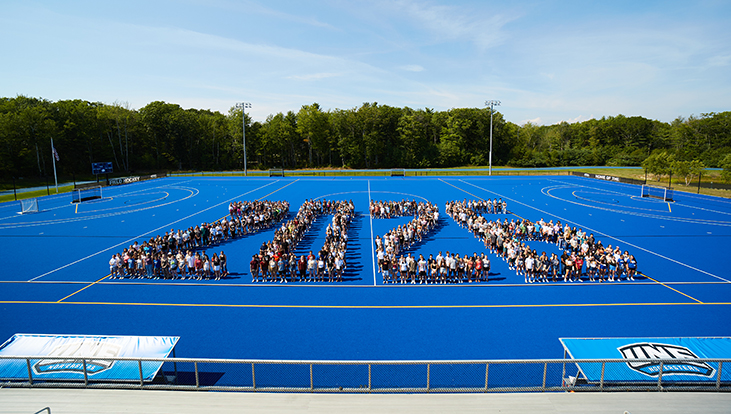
[390,169,406,177]
[72,186,103,203]
[641,184,674,202]
[268,168,285,177]
[18,198,39,214]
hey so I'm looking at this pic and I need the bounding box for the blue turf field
[1,175,730,362]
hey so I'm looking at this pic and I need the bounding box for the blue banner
[0,334,179,381]
[560,337,731,383]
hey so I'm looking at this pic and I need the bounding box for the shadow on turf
[161,370,226,387]
[289,213,330,254]
[486,273,505,282]
[340,213,365,282]
[391,217,456,256]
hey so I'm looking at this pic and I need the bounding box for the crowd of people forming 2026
[107,196,637,284]
[107,200,289,280]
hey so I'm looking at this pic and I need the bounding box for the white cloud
[561,115,595,124]
[192,0,338,30]
[386,0,518,49]
[707,54,731,67]
[286,73,343,81]
[398,64,425,72]
[520,117,542,126]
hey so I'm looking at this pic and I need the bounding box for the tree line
[1,95,729,181]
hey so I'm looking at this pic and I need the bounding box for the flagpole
[51,138,59,193]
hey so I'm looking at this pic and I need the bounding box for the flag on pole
[51,138,59,193]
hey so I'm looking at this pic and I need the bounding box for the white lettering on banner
[592,174,620,182]
[0,334,179,381]
[34,340,121,375]
[618,342,715,377]
[109,176,140,185]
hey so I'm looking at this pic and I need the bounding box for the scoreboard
[92,162,113,175]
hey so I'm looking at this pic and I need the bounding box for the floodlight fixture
[234,102,252,176]
[484,100,501,176]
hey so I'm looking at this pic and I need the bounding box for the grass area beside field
[0,175,101,192]
[172,168,390,177]
[409,166,729,196]
[0,185,75,204]
[564,167,731,199]
[172,166,731,198]
[3,166,729,203]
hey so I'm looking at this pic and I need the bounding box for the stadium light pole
[485,100,501,176]
[235,102,252,176]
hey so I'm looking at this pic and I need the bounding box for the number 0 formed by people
[371,199,491,284]
[250,200,355,283]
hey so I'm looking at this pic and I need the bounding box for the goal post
[268,168,285,177]
[72,186,103,203]
[19,198,39,214]
[641,184,674,201]
[390,169,406,177]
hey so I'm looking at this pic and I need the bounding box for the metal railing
[1,356,728,393]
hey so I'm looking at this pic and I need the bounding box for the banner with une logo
[0,334,179,381]
[560,337,731,383]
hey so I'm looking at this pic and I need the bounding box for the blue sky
[1,0,729,124]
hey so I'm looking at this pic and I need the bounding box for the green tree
[642,151,674,181]
[0,109,23,179]
[139,101,182,169]
[672,159,706,186]
[297,103,330,167]
[671,160,691,185]
[351,102,392,168]
[720,154,731,183]
[195,110,230,170]
[331,107,364,168]
[8,94,731,176]
[398,108,437,168]
[97,102,136,172]
[261,113,290,168]
[439,109,472,166]
[12,96,57,178]
[53,99,105,176]
[687,159,706,186]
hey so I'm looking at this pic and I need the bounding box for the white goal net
[19,198,39,214]
[72,186,103,203]
[641,185,674,201]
